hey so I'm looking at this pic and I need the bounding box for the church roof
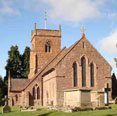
[10,79,30,92]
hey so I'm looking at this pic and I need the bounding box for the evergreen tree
[4,45,30,97]
[112,73,117,99]
[5,45,21,79]
[0,76,3,99]
[5,45,30,80]
[0,75,6,105]
[21,47,30,78]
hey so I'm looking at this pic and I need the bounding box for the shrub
[72,107,93,112]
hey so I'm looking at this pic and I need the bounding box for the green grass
[1,105,117,116]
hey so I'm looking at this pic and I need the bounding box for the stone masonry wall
[43,70,57,106]
[55,35,112,106]
[29,29,61,79]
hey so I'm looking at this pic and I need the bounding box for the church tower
[28,24,61,79]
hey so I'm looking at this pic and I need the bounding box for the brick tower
[28,24,61,79]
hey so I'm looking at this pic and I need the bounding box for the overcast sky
[0,0,117,77]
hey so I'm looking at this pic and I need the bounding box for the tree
[0,76,3,99]
[4,45,30,97]
[4,45,30,80]
[112,43,117,99]
[112,73,117,99]
[21,47,30,78]
[0,75,6,105]
[5,45,22,79]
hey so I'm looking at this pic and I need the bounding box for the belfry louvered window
[45,41,51,53]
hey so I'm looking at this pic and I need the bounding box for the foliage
[0,76,3,100]
[0,76,6,105]
[21,47,30,78]
[72,107,93,112]
[112,73,117,99]
[3,45,30,98]
[5,45,30,79]
[5,45,21,79]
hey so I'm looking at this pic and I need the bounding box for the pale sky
[0,0,117,77]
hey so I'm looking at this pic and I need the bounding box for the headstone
[2,96,11,114]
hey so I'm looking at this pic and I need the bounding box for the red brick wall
[29,29,61,79]
[55,35,112,106]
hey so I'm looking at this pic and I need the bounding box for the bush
[72,107,93,112]
[72,107,81,112]
[95,106,111,110]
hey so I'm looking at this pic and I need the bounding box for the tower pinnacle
[44,11,47,29]
[34,22,37,30]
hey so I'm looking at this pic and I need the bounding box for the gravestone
[2,96,11,114]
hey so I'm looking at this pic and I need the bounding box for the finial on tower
[114,44,117,68]
[59,24,61,31]
[114,58,117,68]
[34,22,37,30]
[44,11,47,29]
[80,26,86,36]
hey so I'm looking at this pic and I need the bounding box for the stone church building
[8,25,112,108]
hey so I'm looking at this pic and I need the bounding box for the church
[8,24,112,108]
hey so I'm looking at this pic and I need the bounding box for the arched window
[37,87,40,99]
[73,62,77,87]
[32,87,36,99]
[81,57,86,87]
[45,41,51,53]
[90,63,94,87]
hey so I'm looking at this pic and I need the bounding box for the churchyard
[0,104,117,116]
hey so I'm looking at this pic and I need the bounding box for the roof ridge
[54,37,83,67]
[85,38,112,68]
[41,37,84,75]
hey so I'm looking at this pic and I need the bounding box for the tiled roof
[10,79,30,92]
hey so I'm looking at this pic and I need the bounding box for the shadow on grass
[0,110,15,114]
[38,111,53,116]
[103,114,117,116]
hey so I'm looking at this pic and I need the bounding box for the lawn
[0,105,117,116]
